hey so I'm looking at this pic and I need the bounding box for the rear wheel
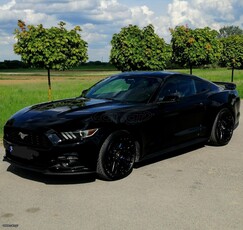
[209,108,234,146]
[97,130,138,181]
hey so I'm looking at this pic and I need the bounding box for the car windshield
[84,75,161,103]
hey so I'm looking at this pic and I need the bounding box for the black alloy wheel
[97,130,138,180]
[209,108,235,146]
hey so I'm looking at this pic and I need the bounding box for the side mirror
[81,89,88,97]
[162,94,180,102]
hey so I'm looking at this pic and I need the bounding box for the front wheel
[209,108,234,146]
[97,130,139,181]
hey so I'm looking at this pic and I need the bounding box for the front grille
[4,127,51,149]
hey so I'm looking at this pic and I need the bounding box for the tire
[97,130,139,181]
[209,108,234,146]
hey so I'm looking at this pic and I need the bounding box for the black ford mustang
[3,71,241,180]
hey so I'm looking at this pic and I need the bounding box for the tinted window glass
[159,76,196,100]
[194,79,210,94]
[85,76,161,103]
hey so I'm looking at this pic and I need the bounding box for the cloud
[0,0,16,10]
[125,5,154,26]
[167,0,243,30]
[0,0,242,62]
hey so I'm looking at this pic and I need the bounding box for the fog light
[66,156,79,161]
[56,153,80,168]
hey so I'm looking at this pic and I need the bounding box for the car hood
[5,97,134,129]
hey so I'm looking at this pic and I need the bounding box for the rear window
[194,79,209,93]
[194,79,218,94]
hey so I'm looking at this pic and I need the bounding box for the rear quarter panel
[207,89,240,129]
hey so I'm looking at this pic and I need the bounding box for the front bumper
[3,139,98,176]
[3,156,96,176]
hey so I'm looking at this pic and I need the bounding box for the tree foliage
[170,26,222,74]
[218,26,243,38]
[14,20,88,99]
[110,24,170,71]
[220,35,243,82]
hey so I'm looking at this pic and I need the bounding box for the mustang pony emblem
[18,132,28,140]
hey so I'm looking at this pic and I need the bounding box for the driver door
[147,75,206,152]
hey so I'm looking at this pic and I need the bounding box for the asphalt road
[0,106,242,230]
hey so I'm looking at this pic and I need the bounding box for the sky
[0,0,242,62]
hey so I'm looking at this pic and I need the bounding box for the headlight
[60,128,99,141]
[46,128,99,144]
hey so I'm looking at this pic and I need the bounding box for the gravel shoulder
[0,105,242,230]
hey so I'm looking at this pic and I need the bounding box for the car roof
[115,71,176,79]
[114,71,214,83]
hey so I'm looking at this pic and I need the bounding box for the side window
[176,77,196,97]
[194,79,210,94]
[159,78,178,100]
[159,76,196,100]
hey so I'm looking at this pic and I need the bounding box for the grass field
[0,68,243,140]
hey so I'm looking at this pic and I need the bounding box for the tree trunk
[231,67,234,82]
[190,64,193,75]
[47,68,52,101]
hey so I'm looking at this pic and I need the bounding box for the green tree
[170,26,222,74]
[218,26,243,38]
[14,20,88,100]
[110,24,170,71]
[220,35,243,82]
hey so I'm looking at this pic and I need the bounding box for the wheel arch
[208,107,235,146]
[96,127,142,180]
[207,92,237,129]
[97,124,143,163]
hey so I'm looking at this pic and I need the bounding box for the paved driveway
[0,105,242,230]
